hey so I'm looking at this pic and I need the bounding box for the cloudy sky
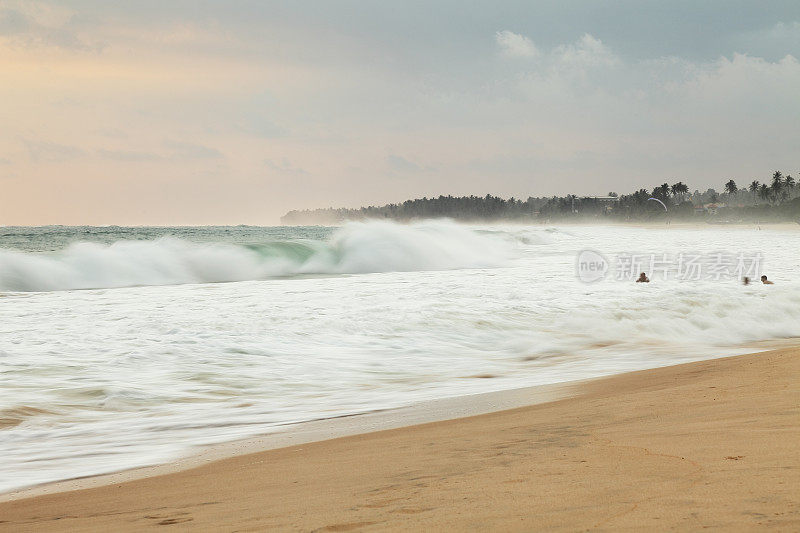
[1,1,799,224]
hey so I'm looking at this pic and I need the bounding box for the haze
[1,0,799,225]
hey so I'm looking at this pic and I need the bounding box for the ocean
[1,221,799,492]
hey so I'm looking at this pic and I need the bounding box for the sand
[1,347,798,531]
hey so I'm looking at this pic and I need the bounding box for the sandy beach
[4,1,799,530]
[1,347,797,531]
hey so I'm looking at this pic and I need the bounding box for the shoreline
[1,346,798,530]
[3,338,794,502]
[0,379,579,502]
[283,219,800,230]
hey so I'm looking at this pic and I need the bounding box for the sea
[1,221,799,492]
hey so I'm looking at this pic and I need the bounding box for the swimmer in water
[743,276,750,285]
[761,275,774,285]
[636,272,650,283]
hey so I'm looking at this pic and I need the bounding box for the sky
[1,1,799,225]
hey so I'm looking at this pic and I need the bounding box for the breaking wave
[0,221,515,292]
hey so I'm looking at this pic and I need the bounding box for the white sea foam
[0,221,514,291]
[1,223,799,492]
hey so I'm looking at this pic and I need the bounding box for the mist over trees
[282,170,800,224]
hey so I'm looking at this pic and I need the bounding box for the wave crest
[0,221,515,292]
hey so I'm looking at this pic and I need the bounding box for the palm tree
[567,194,578,213]
[724,180,738,201]
[771,171,784,189]
[652,183,671,203]
[749,180,760,204]
[770,171,787,205]
[671,182,689,203]
[759,183,770,204]
[785,174,796,198]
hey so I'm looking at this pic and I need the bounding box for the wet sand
[1,347,798,531]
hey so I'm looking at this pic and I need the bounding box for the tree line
[281,170,800,224]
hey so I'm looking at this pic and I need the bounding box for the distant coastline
[282,171,800,225]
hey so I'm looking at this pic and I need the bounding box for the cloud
[264,158,307,175]
[553,33,619,68]
[24,140,84,162]
[99,143,226,162]
[0,6,30,34]
[94,129,130,139]
[163,140,224,160]
[495,30,539,58]
[491,33,622,94]
[475,35,800,189]
[492,33,625,105]
[0,2,99,51]
[237,116,286,138]
[1,4,799,223]
[386,155,435,174]
[97,149,164,162]
[734,21,800,59]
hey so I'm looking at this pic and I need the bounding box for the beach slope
[1,347,798,531]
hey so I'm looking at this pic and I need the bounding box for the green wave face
[0,221,514,291]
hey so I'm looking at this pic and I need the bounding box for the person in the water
[761,275,774,285]
[636,272,649,283]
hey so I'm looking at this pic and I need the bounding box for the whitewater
[1,221,799,493]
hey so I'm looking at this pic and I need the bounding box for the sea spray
[0,220,516,292]
[1,223,799,493]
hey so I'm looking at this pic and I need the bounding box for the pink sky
[1,1,799,225]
